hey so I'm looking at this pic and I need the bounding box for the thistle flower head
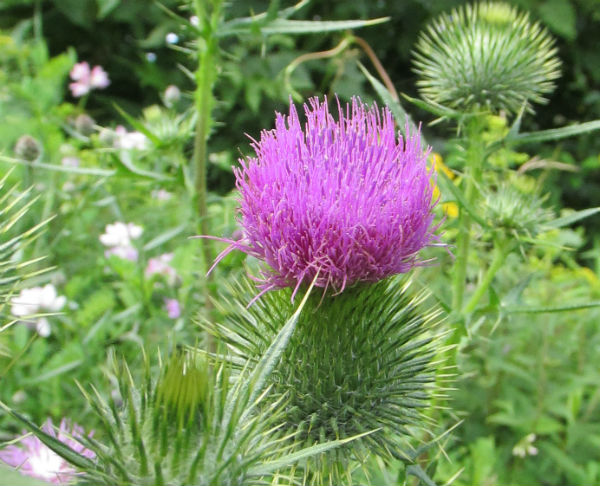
[219,97,439,298]
[0,418,94,484]
[412,2,561,115]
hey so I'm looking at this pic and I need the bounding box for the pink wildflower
[164,298,181,319]
[0,418,94,484]
[68,61,110,98]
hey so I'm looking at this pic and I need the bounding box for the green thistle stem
[462,240,508,315]
[193,0,222,350]
[451,120,485,316]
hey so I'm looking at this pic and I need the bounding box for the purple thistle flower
[208,96,440,300]
[0,418,94,484]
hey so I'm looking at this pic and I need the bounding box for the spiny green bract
[73,351,290,486]
[210,276,447,484]
[412,1,561,115]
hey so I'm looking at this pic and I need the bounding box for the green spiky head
[482,181,554,239]
[210,276,447,484]
[412,2,561,115]
[72,351,284,486]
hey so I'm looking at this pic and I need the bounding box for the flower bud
[413,2,561,115]
[14,135,41,162]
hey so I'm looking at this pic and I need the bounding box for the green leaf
[540,442,589,485]
[504,301,600,314]
[538,0,577,41]
[504,120,600,145]
[0,154,115,177]
[52,0,96,29]
[0,401,95,471]
[221,17,389,37]
[110,153,172,181]
[544,207,600,229]
[142,224,187,251]
[248,431,376,475]
[437,171,488,228]
[97,0,120,19]
[406,463,438,486]
[112,103,161,147]
[402,94,466,120]
[358,63,422,142]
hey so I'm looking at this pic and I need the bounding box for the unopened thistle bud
[412,2,561,115]
[482,181,553,239]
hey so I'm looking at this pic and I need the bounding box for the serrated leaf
[221,17,389,37]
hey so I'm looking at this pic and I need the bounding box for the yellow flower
[430,153,459,218]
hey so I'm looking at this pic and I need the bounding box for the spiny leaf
[220,17,389,37]
[544,207,600,229]
[248,430,377,475]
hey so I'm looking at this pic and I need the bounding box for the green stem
[193,0,220,243]
[192,0,222,351]
[451,120,485,313]
[462,241,507,315]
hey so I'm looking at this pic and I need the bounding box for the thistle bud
[482,181,553,239]
[413,2,561,115]
[14,135,41,162]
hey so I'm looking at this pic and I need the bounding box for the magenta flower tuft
[0,418,94,484]
[209,97,440,299]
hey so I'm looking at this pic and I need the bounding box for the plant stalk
[192,0,223,352]
[462,241,507,315]
[451,119,485,314]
